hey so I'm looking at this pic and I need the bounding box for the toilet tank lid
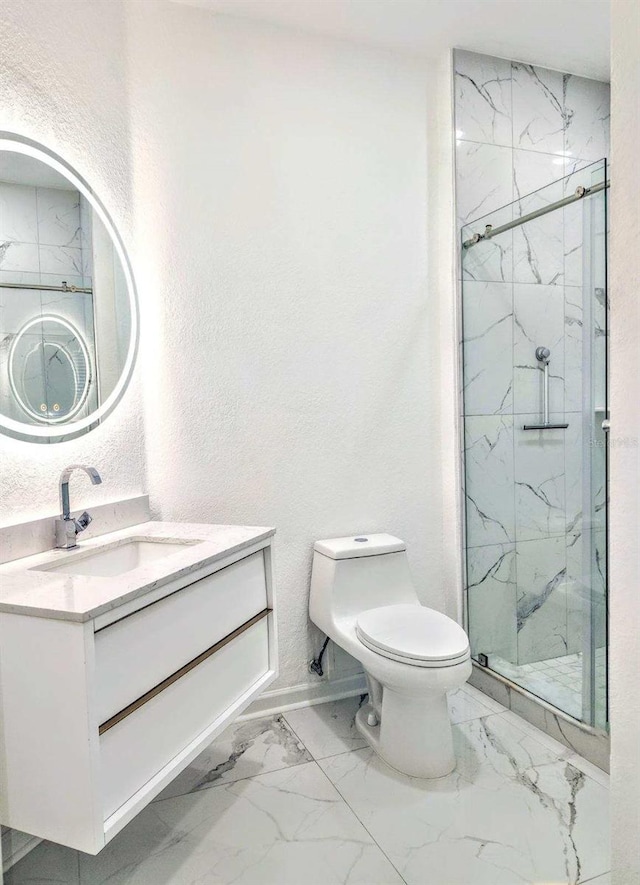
[314,534,406,560]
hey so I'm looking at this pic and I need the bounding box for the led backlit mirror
[0,134,138,443]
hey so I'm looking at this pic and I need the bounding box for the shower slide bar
[462,179,609,249]
[523,345,569,431]
[0,280,92,294]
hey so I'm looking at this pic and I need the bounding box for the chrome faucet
[55,465,103,549]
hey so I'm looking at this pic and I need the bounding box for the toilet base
[355,690,456,779]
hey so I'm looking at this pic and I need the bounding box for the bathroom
[0,0,637,883]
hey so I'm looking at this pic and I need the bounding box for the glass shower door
[461,160,608,728]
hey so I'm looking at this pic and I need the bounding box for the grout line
[577,873,611,884]
[305,745,370,764]
[313,759,410,885]
[150,754,316,805]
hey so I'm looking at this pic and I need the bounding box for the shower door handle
[602,419,610,432]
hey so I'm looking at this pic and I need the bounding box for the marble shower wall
[0,181,91,288]
[455,50,610,667]
[0,181,96,422]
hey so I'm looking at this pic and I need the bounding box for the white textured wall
[0,0,457,694]
[127,3,454,691]
[609,0,640,879]
[0,0,146,524]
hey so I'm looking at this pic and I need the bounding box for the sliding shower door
[461,160,608,729]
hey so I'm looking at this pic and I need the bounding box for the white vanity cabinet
[0,530,277,855]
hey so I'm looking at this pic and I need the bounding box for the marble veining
[462,280,513,416]
[512,62,565,155]
[458,52,609,694]
[454,50,512,147]
[319,711,608,885]
[5,690,609,885]
[80,762,406,885]
[464,415,515,547]
[516,536,569,663]
[283,696,368,760]
[156,715,312,801]
[0,521,275,622]
[467,543,517,663]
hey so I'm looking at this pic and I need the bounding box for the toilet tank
[309,534,419,634]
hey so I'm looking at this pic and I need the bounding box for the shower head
[535,346,551,364]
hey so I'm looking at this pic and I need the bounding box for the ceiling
[172,0,610,81]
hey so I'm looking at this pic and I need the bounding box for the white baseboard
[238,673,368,720]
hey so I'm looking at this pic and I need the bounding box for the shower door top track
[462,179,609,249]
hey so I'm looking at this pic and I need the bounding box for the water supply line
[309,636,330,677]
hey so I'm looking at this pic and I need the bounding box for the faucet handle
[75,511,93,532]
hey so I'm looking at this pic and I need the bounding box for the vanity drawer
[100,616,270,819]
[95,550,268,724]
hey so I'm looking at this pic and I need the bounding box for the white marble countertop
[0,522,275,623]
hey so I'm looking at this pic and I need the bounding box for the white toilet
[309,533,471,778]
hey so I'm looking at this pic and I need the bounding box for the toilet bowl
[309,534,471,778]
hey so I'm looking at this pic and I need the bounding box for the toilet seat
[356,604,470,668]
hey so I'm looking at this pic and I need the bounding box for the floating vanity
[0,521,277,854]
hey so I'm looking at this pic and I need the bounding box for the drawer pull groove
[98,608,270,735]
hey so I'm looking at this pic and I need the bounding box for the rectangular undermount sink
[33,538,203,578]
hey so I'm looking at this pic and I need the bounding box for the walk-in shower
[461,159,608,730]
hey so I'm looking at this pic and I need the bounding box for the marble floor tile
[79,761,404,885]
[155,714,312,801]
[496,708,573,759]
[508,691,610,772]
[566,752,610,790]
[319,713,609,885]
[4,841,79,884]
[460,681,509,714]
[579,872,611,884]
[283,696,368,760]
[5,693,610,885]
[447,686,496,724]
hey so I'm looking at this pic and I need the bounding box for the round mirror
[9,315,92,423]
[0,133,138,442]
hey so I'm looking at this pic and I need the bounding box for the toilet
[309,533,471,778]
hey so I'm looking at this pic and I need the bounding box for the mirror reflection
[9,315,92,422]
[0,141,137,442]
